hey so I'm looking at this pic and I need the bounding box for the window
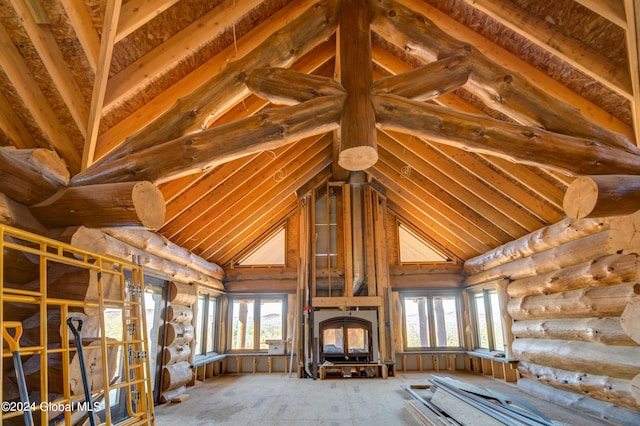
[194,293,218,355]
[471,288,505,352]
[236,226,286,266]
[230,296,285,351]
[402,292,461,350]
[398,223,450,263]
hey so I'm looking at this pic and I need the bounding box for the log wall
[465,216,640,411]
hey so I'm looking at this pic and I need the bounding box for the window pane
[490,292,505,352]
[259,300,283,349]
[323,327,343,353]
[231,300,254,350]
[433,296,460,347]
[206,298,216,353]
[404,297,430,347]
[195,295,205,355]
[474,293,489,349]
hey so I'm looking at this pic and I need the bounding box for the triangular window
[399,223,450,263]
[237,226,286,266]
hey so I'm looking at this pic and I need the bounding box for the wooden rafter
[104,0,264,113]
[9,0,89,137]
[464,0,633,100]
[82,0,123,169]
[94,0,333,161]
[574,0,626,29]
[624,0,640,146]
[388,0,635,142]
[374,0,636,149]
[0,23,81,171]
[58,0,100,72]
[0,91,36,149]
[116,0,182,42]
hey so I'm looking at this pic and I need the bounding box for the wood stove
[318,314,375,364]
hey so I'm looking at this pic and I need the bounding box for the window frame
[194,292,220,357]
[227,295,287,352]
[468,286,505,354]
[401,290,464,352]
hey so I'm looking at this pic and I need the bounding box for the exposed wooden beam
[178,138,326,246]
[9,0,89,138]
[624,0,640,146]
[159,42,335,205]
[100,0,339,162]
[384,197,478,260]
[197,144,333,260]
[0,23,81,172]
[104,0,263,113]
[379,0,635,143]
[337,0,377,171]
[370,156,491,256]
[72,95,344,186]
[214,198,299,266]
[378,144,505,247]
[23,0,49,24]
[371,55,471,101]
[246,67,346,105]
[0,91,36,149]
[484,157,565,210]
[379,130,542,234]
[58,0,100,72]
[574,0,626,29]
[161,141,300,240]
[82,0,123,170]
[116,0,182,42]
[464,0,632,99]
[372,92,640,176]
[312,296,382,307]
[371,46,563,224]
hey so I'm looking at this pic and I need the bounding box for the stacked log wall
[465,217,640,411]
[160,281,197,403]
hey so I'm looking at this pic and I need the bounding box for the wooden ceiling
[1,0,639,267]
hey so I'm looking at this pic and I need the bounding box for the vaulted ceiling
[1,0,639,267]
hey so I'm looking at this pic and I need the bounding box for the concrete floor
[154,372,616,426]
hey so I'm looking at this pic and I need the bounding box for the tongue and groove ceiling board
[0,0,638,266]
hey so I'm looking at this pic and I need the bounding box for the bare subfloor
[154,372,614,426]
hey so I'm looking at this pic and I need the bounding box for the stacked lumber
[464,216,640,414]
[160,281,197,403]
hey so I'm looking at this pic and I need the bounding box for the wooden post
[337,0,378,171]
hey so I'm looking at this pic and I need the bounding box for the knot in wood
[523,130,535,138]
[473,127,485,137]
[503,75,513,83]
[415,14,425,24]
[388,10,396,18]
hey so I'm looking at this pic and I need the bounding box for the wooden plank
[312,296,382,307]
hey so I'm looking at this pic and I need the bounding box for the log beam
[70,227,224,290]
[370,55,471,101]
[29,181,166,230]
[102,228,224,281]
[464,217,608,276]
[512,317,637,346]
[512,338,640,380]
[372,93,640,176]
[507,254,637,298]
[507,282,640,321]
[518,362,639,410]
[0,148,68,205]
[70,96,345,186]
[564,175,640,219]
[337,0,378,171]
[245,67,346,105]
